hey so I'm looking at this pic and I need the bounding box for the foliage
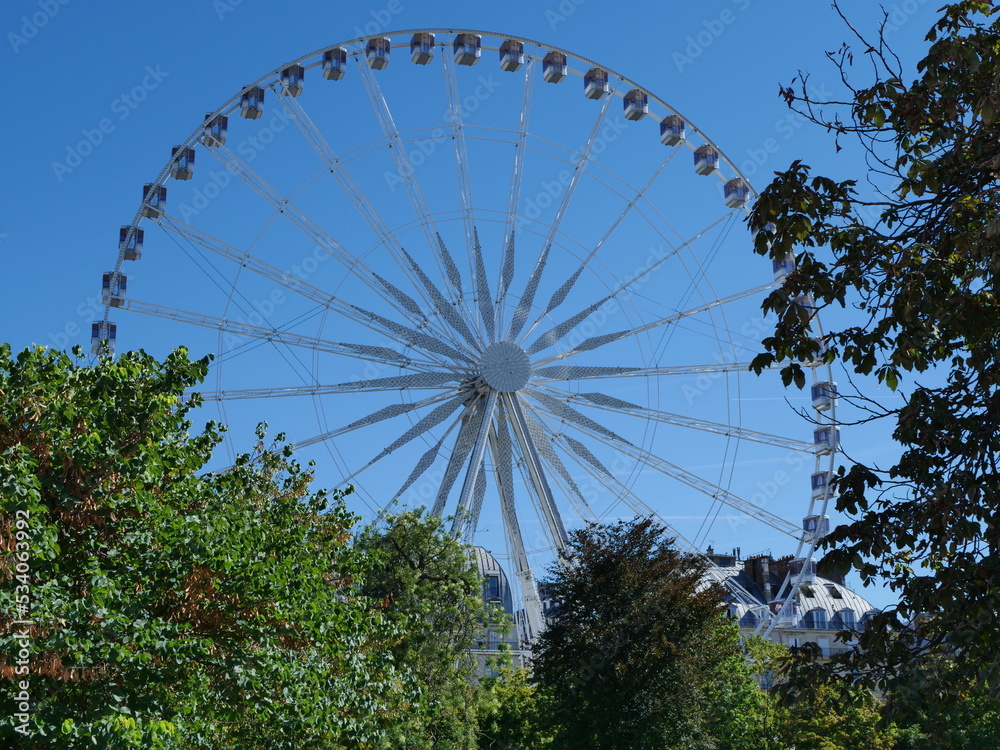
[778,684,899,750]
[531,517,765,750]
[747,0,1000,699]
[0,345,404,748]
[353,508,494,749]
[475,665,553,750]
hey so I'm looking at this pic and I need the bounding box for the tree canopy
[748,0,1000,702]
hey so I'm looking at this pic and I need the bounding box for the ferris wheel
[98,29,839,640]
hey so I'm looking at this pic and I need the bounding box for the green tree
[778,684,899,750]
[747,0,1000,700]
[475,665,553,750]
[353,508,493,749]
[531,517,766,750]
[0,345,404,748]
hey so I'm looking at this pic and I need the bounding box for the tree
[475,664,553,750]
[353,508,495,750]
[0,345,406,748]
[747,0,1000,700]
[531,518,765,750]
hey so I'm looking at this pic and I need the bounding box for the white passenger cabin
[240,87,264,119]
[281,65,305,97]
[694,145,719,175]
[623,89,648,121]
[724,178,749,208]
[499,39,524,71]
[90,322,117,355]
[542,51,567,83]
[101,273,127,308]
[811,382,838,411]
[410,33,434,64]
[202,113,227,147]
[367,38,390,70]
[119,226,144,261]
[322,48,347,80]
[454,34,481,66]
[170,147,195,181]
[583,68,609,99]
[141,184,166,219]
[813,427,841,455]
[660,115,685,146]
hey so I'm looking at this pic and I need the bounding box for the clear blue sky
[0,0,942,610]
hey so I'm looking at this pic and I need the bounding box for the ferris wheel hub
[479,341,531,393]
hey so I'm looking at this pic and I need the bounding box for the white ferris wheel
[98,29,840,641]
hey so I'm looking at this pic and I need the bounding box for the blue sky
[1,0,943,611]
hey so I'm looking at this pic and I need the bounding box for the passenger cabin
[499,39,524,71]
[542,51,567,83]
[410,32,434,64]
[813,426,841,455]
[772,255,795,280]
[280,65,305,97]
[90,322,116,355]
[623,89,648,120]
[725,178,749,208]
[119,226,144,261]
[170,146,195,181]
[322,48,347,80]
[810,472,832,501]
[583,68,609,99]
[367,38,391,70]
[660,115,685,146]
[803,514,831,538]
[101,272,127,307]
[811,381,838,411]
[694,145,719,175]
[202,113,228,147]
[141,184,166,219]
[453,33,481,66]
[240,87,265,119]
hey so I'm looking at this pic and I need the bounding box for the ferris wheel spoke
[520,407,594,520]
[350,303,477,366]
[453,389,499,536]
[393,403,470,501]
[496,61,535,334]
[537,385,814,453]
[523,294,614,356]
[485,413,545,640]
[293,391,456,450]
[441,48,477,267]
[524,388,631,446]
[472,228,495,343]
[533,281,778,366]
[116,296,449,369]
[268,85,452,330]
[532,362,767,383]
[432,396,483,516]
[155,215,451,361]
[199,373,460,402]
[504,393,569,549]
[203,141,467,348]
[354,53,471,313]
[513,90,615,341]
[400,246,480,350]
[556,422,802,538]
[536,149,679,321]
[326,394,469,486]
